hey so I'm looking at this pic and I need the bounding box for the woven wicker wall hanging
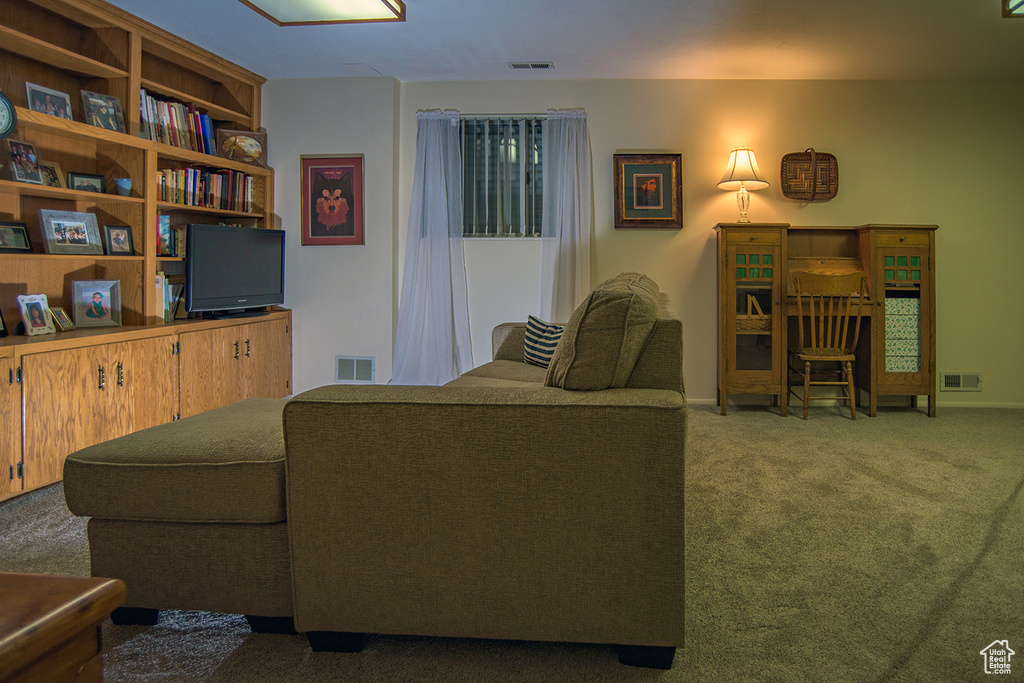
[780,148,838,200]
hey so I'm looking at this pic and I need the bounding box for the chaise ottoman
[63,398,293,629]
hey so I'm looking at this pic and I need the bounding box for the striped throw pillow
[524,315,564,368]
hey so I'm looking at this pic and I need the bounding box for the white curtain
[392,109,473,385]
[539,108,592,322]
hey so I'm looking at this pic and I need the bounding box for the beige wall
[269,77,1024,407]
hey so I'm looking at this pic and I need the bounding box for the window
[461,116,543,237]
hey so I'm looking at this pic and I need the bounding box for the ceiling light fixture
[238,0,406,26]
[1004,0,1024,16]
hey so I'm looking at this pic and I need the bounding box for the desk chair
[789,271,868,419]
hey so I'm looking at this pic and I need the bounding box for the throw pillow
[524,315,564,368]
[545,272,661,390]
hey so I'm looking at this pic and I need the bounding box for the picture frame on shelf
[49,306,76,332]
[25,82,73,120]
[0,308,6,338]
[38,209,104,255]
[71,280,121,328]
[17,294,56,336]
[4,138,43,184]
[217,128,267,166]
[38,161,66,188]
[300,154,364,246]
[103,225,135,255]
[613,153,683,230]
[68,172,105,193]
[0,221,33,253]
[80,90,126,133]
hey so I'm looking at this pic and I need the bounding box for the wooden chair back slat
[792,271,868,353]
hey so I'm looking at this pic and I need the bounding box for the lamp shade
[717,148,769,191]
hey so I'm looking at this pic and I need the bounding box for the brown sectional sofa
[64,273,687,669]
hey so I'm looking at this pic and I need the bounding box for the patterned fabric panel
[524,315,564,368]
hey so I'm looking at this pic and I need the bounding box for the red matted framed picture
[300,154,364,246]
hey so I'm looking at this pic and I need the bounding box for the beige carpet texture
[2,405,1021,682]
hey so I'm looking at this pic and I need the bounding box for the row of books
[156,215,187,257]
[140,89,216,155]
[156,167,253,213]
[155,272,186,322]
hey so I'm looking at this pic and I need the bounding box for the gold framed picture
[613,153,683,229]
[49,306,76,331]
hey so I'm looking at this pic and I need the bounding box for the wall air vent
[336,356,375,384]
[508,61,554,70]
[940,372,982,392]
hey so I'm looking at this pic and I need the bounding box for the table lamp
[717,148,769,223]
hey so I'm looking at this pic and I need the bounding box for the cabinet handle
[234,341,240,360]
[900,236,906,242]
[245,339,251,357]
[117,362,124,387]
[98,365,106,391]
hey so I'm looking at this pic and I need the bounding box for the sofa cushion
[460,359,548,384]
[64,398,287,524]
[545,272,661,390]
[523,315,564,368]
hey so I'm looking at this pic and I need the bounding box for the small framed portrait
[38,161,66,188]
[103,225,135,255]
[68,172,106,193]
[613,153,683,229]
[4,138,43,184]
[38,209,103,255]
[49,306,76,332]
[80,90,126,133]
[25,82,73,120]
[0,308,7,338]
[217,128,268,167]
[0,222,33,253]
[300,154,364,246]
[17,294,56,336]
[71,280,121,328]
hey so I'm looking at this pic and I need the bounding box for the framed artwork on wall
[300,154,364,246]
[613,153,683,229]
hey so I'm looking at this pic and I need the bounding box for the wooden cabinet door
[113,337,179,432]
[21,345,109,491]
[243,318,292,398]
[1,355,18,501]
[178,326,246,418]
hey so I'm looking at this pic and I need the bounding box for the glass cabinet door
[877,246,931,386]
[727,245,782,380]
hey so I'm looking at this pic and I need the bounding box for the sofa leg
[110,607,159,626]
[245,615,297,634]
[616,644,676,669]
[307,631,365,653]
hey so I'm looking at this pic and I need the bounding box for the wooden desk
[715,223,937,417]
[0,573,125,682]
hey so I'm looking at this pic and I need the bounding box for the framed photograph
[71,280,121,328]
[0,308,7,338]
[613,153,683,229]
[4,138,43,184]
[17,294,56,336]
[0,221,33,253]
[300,154,364,246]
[103,225,135,255]
[80,90,126,133]
[38,161,66,188]
[25,82,73,120]
[68,172,105,193]
[217,128,268,167]
[49,306,75,332]
[38,209,103,255]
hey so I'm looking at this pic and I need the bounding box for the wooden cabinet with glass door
[715,223,790,415]
[858,225,937,416]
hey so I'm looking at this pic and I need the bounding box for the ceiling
[104,0,1024,82]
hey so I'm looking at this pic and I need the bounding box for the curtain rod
[460,113,547,119]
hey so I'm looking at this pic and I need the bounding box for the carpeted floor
[2,404,1022,681]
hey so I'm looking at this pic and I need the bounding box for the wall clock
[0,89,16,140]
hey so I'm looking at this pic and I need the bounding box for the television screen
[185,224,285,315]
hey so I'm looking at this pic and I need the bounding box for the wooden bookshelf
[0,0,288,502]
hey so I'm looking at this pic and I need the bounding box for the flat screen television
[185,223,285,316]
